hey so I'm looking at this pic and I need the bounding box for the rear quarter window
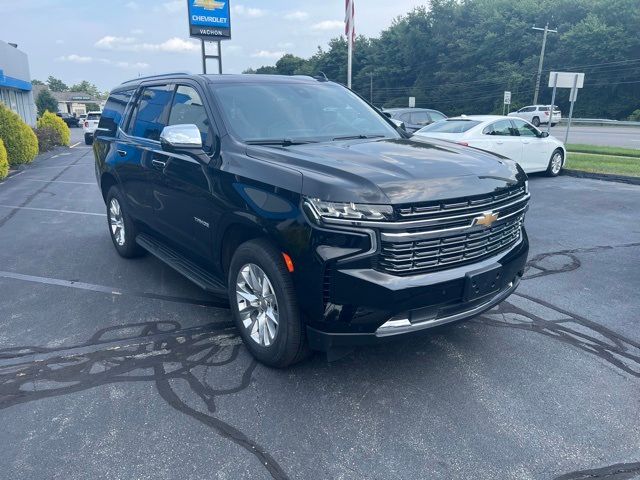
[97,89,134,137]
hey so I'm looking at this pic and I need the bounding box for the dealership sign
[187,0,231,40]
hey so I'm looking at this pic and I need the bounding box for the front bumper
[305,229,528,351]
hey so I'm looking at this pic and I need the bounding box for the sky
[0,0,425,92]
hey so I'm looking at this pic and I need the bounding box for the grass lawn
[566,144,640,158]
[566,152,640,177]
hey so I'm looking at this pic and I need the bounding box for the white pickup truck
[83,111,102,145]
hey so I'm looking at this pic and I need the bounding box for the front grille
[377,185,528,276]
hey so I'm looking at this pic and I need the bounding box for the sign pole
[217,41,222,74]
[564,73,579,144]
[547,73,558,136]
[201,40,206,74]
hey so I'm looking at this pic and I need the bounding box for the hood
[246,138,525,205]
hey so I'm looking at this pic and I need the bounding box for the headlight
[306,198,394,221]
[524,180,529,194]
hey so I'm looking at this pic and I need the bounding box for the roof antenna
[315,71,329,82]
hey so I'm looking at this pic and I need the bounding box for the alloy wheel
[109,198,126,246]
[236,263,279,347]
[551,151,563,175]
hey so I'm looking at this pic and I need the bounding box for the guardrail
[557,118,640,127]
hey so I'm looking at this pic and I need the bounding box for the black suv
[94,73,529,367]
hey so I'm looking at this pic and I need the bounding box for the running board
[136,233,227,296]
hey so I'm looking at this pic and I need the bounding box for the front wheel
[228,239,309,368]
[546,149,564,177]
[84,133,93,145]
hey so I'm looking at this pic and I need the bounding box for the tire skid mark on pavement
[524,242,640,280]
[0,148,93,228]
[0,321,289,480]
[554,461,640,480]
[0,270,229,309]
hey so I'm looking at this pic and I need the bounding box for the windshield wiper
[331,134,386,141]
[245,139,318,146]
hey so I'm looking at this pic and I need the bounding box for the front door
[511,119,550,171]
[480,119,523,163]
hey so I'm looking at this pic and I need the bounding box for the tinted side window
[129,85,174,141]
[411,111,430,125]
[512,119,538,137]
[484,120,514,136]
[98,89,134,137]
[168,85,210,144]
[400,113,412,123]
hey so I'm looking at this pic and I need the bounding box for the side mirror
[160,124,203,151]
[539,131,549,138]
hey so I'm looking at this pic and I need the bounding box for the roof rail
[121,72,190,84]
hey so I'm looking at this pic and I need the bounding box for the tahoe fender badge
[194,217,210,228]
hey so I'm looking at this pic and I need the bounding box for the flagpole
[347,36,353,89]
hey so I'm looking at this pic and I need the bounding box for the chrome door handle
[117,150,127,157]
[151,159,167,169]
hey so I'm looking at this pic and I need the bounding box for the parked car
[508,105,561,127]
[383,108,447,132]
[83,111,102,144]
[56,112,79,128]
[413,115,566,176]
[94,74,529,367]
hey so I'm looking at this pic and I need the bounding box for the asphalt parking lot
[1,128,639,480]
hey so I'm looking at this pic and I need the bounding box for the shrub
[629,109,640,122]
[0,138,8,180]
[36,89,58,117]
[0,104,38,166]
[33,126,60,153]
[37,110,70,146]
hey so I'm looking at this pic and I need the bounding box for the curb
[561,169,640,186]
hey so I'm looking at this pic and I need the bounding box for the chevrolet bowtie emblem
[194,0,225,10]
[474,211,499,227]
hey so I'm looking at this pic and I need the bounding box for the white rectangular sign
[548,72,585,89]
[409,97,416,108]
[503,91,511,105]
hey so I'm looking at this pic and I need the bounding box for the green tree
[46,76,68,92]
[35,89,59,116]
[31,79,45,86]
[69,80,100,97]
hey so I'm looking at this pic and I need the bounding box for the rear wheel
[228,239,309,368]
[546,149,564,177]
[106,186,145,258]
[532,117,540,127]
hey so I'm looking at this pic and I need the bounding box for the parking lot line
[69,142,81,148]
[0,270,229,308]
[0,205,106,216]
[20,179,95,185]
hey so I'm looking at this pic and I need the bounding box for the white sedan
[413,115,566,176]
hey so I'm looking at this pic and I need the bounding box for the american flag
[345,0,355,44]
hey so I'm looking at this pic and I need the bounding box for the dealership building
[0,40,37,126]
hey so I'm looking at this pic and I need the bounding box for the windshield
[211,82,399,143]
[416,119,481,134]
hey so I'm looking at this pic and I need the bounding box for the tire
[228,238,309,368]
[85,133,93,145]
[546,148,564,177]
[105,186,145,258]
[532,117,540,127]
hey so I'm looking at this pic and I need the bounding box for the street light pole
[532,23,557,105]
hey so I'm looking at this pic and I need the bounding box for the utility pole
[370,72,373,103]
[532,23,557,104]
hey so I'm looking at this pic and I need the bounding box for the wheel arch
[100,172,118,203]
[219,220,270,278]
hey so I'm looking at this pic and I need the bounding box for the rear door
[480,119,523,163]
[118,84,175,226]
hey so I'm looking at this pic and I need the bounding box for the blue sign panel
[187,0,231,39]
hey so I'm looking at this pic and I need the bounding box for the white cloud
[58,54,93,63]
[57,54,149,69]
[125,1,139,9]
[94,36,199,53]
[160,0,183,13]
[312,20,344,31]
[284,11,308,21]
[251,50,284,59]
[233,5,266,17]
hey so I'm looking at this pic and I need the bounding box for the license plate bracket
[463,264,502,302]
